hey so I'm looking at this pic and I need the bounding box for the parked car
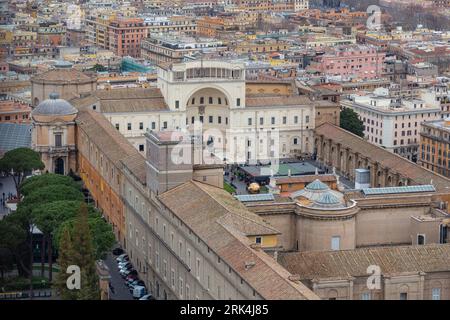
[139,294,156,301]
[125,274,138,282]
[133,286,147,299]
[128,280,145,290]
[118,261,132,269]
[116,254,128,262]
[112,248,124,255]
[121,269,137,278]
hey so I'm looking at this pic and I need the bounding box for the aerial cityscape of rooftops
[0,0,449,306]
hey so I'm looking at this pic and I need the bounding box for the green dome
[316,192,341,205]
[305,179,329,191]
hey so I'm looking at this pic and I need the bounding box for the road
[104,252,134,300]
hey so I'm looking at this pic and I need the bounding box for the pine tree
[54,227,77,300]
[70,203,100,300]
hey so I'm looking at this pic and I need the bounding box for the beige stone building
[279,244,450,300]
[30,61,97,106]
[31,93,78,175]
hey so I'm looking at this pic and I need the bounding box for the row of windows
[247,115,309,126]
[127,195,257,300]
[116,121,168,131]
[189,96,228,106]
[358,288,441,300]
[0,114,28,121]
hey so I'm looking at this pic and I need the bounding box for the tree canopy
[340,108,365,138]
[55,210,115,260]
[21,174,78,197]
[20,184,84,212]
[0,148,45,198]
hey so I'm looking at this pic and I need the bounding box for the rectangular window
[163,121,167,129]
[400,292,407,300]
[209,116,213,123]
[171,269,175,287]
[271,117,275,125]
[218,116,222,124]
[283,116,287,124]
[151,122,156,130]
[255,237,262,244]
[236,98,241,107]
[139,144,144,152]
[55,134,62,147]
[306,115,310,123]
[331,236,340,250]
[196,258,201,279]
[115,124,120,130]
[175,100,179,109]
[294,116,298,124]
[179,278,183,298]
[248,118,252,126]
[127,123,132,130]
[417,234,425,245]
[361,293,371,300]
[432,288,441,300]
[139,122,144,130]
[260,117,264,125]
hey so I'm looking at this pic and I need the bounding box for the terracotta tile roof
[99,98,168,113]
[71,88,169,113]
[31,68,95,83]
[275,174,337,185]
[76,109,146,184]
[279,244,450,280]
[158,181,318,300]
[92,87,164,100]
[245,95,313,107]
[315,123,450,193]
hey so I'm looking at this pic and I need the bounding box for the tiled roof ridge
[218,221,319,300]
[192,181,280,234]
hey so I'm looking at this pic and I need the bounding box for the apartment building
[86,16,148,57]
[419,118,450,177]
[308,45,386,81]
[342,88,441,162]
[141,34,225,64]
[0,94,32,124]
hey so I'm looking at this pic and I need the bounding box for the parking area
[104,247,154,301]
[104,253,134,300]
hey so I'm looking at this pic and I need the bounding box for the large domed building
[31,61,97,107]
[31,93,78,175]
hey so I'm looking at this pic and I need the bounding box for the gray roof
[0,123,32,155]
[235,193,275,202]
[362,185,436,196]
[32,93,78,116]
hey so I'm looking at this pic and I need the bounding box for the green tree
[21,174,77,197]
[20,184,84,214]
[0,218,27,279]
[70,203,100,300]
[0,148,45,199]
[340,108,365,138]
[54,227,77,300]
[32,200,85,282]
[54,208,115,260]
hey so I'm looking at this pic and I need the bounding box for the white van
[133,286,147,299]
